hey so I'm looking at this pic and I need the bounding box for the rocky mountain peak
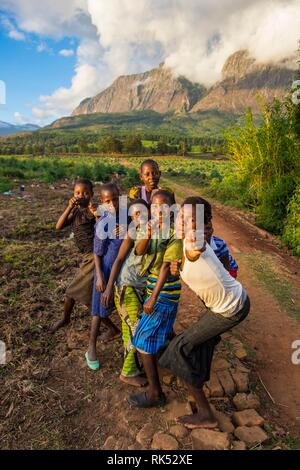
[71,50,296,117]
[72,64,205,116]
[222,50,256,81]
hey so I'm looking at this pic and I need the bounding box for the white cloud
[59,49,75,57]
[2,0,300,123]
[2,0,90,37]
[8,29,25,40]
[14,111,28,124]
[36,42,52,53]
[32,63,101,120]
[14,111,41,125]
[87,0,300,86]
[1,15,25,40]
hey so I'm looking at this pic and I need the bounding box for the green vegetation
[208,98,300,253]
[0,110,237,157]
[0,155,138,190]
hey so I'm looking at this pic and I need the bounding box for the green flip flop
[85,351,101,371]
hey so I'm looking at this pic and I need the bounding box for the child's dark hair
[140,159,159,172]
[182,196,212,224]
[151,189,176,206]
[73,178,93,194]
[128,198,150,211]
[100,182,120,195]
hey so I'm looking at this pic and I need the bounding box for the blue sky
[0,19,77,125]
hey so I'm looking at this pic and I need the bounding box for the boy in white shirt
[159,196,250,429]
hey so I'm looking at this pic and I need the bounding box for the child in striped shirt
[128,190,183,408]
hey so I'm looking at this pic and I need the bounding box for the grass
[242,252,300,324]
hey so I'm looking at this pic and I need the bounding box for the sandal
[127,391,166,408]
[85,351,101,371]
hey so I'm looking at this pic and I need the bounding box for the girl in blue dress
[86,182,126,370]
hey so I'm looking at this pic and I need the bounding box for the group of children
[51,159,244,417]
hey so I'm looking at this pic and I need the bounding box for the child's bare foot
[49,318,70,334]
[119,374,148,387]
[98,329,121,343]
[176,412,218,430]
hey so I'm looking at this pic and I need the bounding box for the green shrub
[122,168,139,188]
[73,164,93,180]
[0,177,12,192]
[282,187,300,255]
[256,175,297,233]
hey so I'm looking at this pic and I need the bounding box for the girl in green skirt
[102,199,149,387]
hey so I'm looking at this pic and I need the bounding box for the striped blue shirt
[210,236,238,271]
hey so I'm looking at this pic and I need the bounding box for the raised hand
[68,196,79,209]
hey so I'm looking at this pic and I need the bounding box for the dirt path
[166,178,300,432]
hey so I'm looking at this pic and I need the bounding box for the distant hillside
[47,109,239,138]
[0,121,40,136]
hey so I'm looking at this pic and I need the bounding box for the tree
[98,135,123,153]
[156,140,169,155]
[123,134,143,154]
[78,138,88,154]
[177,139,190,156]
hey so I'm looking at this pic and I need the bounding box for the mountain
[191,50,296,114]
[72,63,206,116]
[71,51,296,117]
[0,121,40,136]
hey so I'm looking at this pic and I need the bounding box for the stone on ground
[234,426,268,446]
[136,423,156,447]
[217,370,236,396]
[211,405,235,433]
[191,428,230,450]
[212,358,231,371]
[151,432,179,450]
[234,347,248,360]
[233,409,264,427]
[231,371,249,393]
[102,436,115,450]
[128,442,143,450]
[232,440,247,450]
[233,393,260,410]
[230,338,248,359]
[233,359,250,374]
[206,372,224,397]
[169,424,189,440]
[163,399,193,421]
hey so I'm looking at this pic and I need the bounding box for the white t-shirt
[181,241,246,317]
